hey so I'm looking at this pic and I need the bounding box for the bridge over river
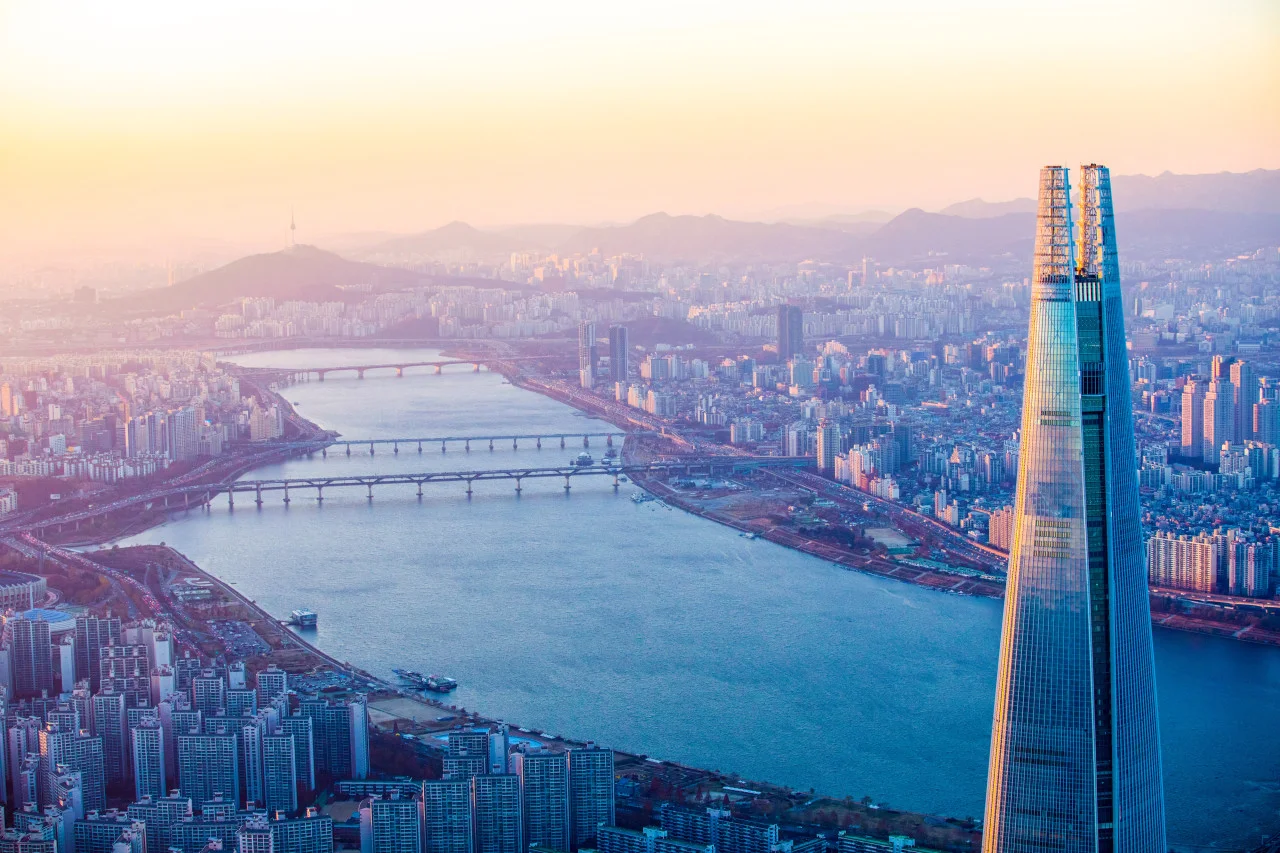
[269,430,646,455]
[16,457,812,536]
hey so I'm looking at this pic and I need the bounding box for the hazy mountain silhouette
[115,245,422,313]
[1114,169,1280,213]
[940,169,1280,218]
[939,198,1037,218]
[557,212,856,261]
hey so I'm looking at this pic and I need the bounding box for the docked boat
[288,609,318,628]
[571,452,594,467]
[424,675,458,692]
[393,669,458,692]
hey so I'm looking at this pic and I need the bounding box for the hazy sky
[2,0,1277,264]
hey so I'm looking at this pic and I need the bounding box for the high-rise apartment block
[567,746,614,849]
[512,751,569,852]
[608,326,630,383]
[131,718,167,800]
[177,731,240,809]
[8,614,55,699]
[1180,379,1205,460]
[983,166,1165,850]
[362,790,424,853]
[423,779,472,853]
[470,775,521,853]
[776,305,804,362]
[578,322,598,389]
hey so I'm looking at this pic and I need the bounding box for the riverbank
[508,372,1280,650]
[81,347,1280,848]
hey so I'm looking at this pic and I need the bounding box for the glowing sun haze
[2,0,1277,261]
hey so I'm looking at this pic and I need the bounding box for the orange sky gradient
[2,0,1278,266]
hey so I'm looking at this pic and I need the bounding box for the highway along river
[117,348,1280,848]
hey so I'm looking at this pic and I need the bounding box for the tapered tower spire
[982,166,1166,852]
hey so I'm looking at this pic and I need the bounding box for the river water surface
[119,348,1280,848]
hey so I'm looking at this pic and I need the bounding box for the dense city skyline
[2,3,1279,850]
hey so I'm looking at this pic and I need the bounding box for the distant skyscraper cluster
[354,730,614,853]
[1147,528,1274,597]
[984,166,1166,850]
[0,610,367,853]
[1180,355,1264,464]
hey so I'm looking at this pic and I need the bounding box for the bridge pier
[367,484,374,501]
[607,435,614,447]
[318,372,325,382]
[396,367,404,378]
[583,435,590,447]
[513,438,518,450]
[560,437,566,449]
[536,437,541,449]
[564,475,572,492]
[613,473,620,490]
[322,448,327,458]
[465,479,474,498]
[393,443,399,454]
[346,444,352,456]
[434,365,442,374]
[417,442,422,453]
[183,492,189,510]
[514,477,522,495]
[489,439,494,451]
[416,482,423,499]
[472,363,480,372]
[255,485,263,507]
[357,369,366,380]
[441,441,447,453]
[370,442,375,455]
[465,440,471,452]
[227,489,234,510]
[283,485,290,505]
[316,486,324,504]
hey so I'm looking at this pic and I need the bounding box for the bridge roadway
[19,457,813,533]
[295,430,644,455]
[268,355,553,381]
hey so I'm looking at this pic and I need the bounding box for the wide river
[120,348,1280,848]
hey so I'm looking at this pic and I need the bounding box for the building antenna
[290,208,297,250]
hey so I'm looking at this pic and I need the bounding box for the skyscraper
[511,750,569,852]
[7,614,54,698]
[263,730,299,815]
[1180,379,1204,460]
[775,305,803,362]
[470,774,521,853]
[40,723,106,812]
[423,779,472,853]
[608,325,630,383]
[92,689,128,783]
[177,730,240,809]
[444,731,491,782]
[567,746,614,850]
[1203,377,1234,465]
[1229,360,1257,442]
[578,322,598,389]
[815,419,840,473]
[363,791,423,853]
[132,718,167,801]
[983,166,1165,851]
[75,614,121,691]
